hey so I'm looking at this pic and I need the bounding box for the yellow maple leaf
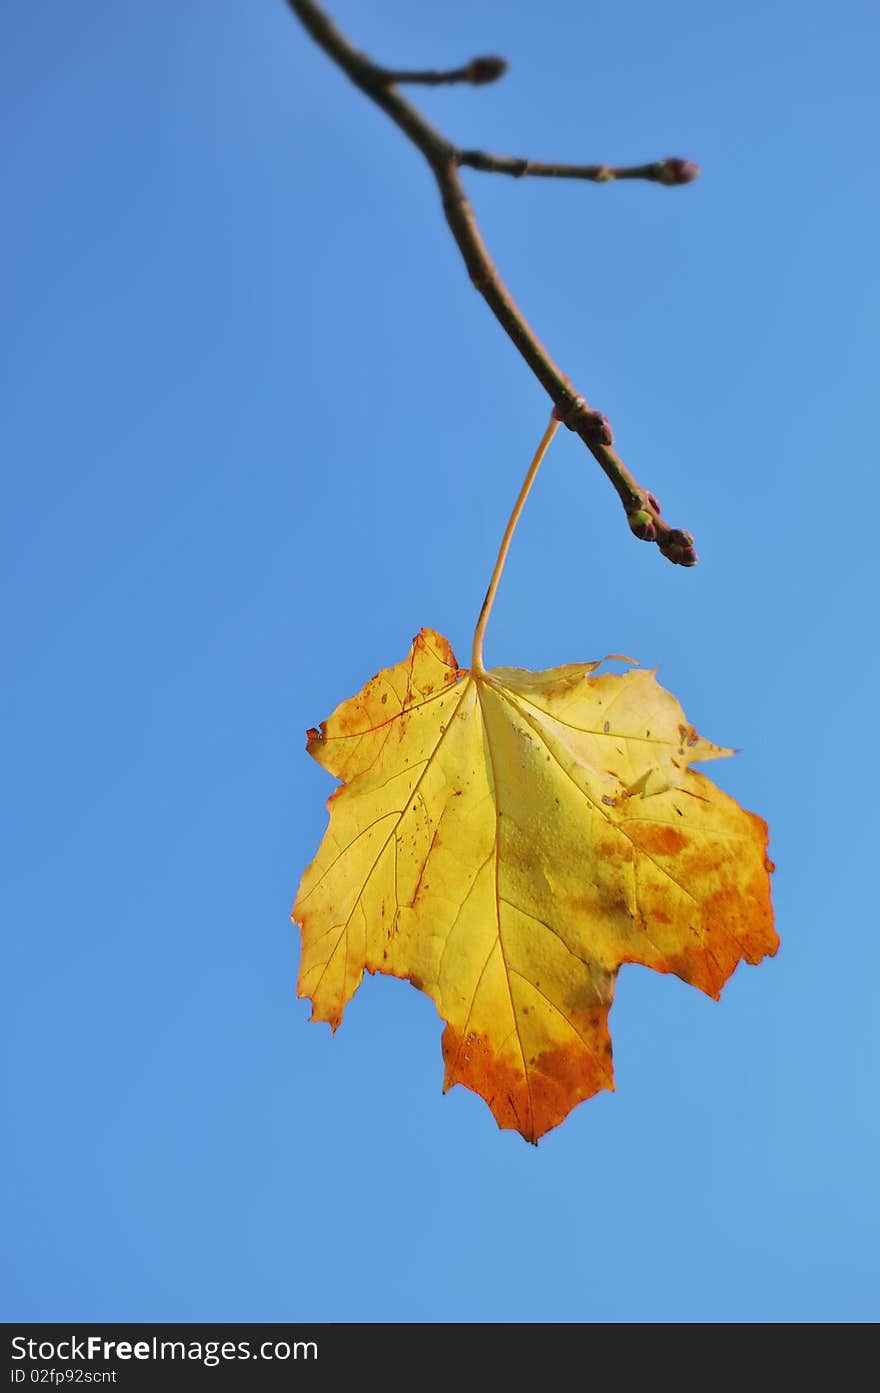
[294,629,776,1142]
[292,417,777,1142]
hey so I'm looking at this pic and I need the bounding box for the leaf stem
[471,414,561,674]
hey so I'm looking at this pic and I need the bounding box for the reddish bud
[466,55,508,84]
[583,411,613,446]
[552,399,613,444]
[655,158,700,186]
[660,529,698,566]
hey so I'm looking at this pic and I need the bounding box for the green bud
[628,510,656,542]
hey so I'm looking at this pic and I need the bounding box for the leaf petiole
[471,414,561,673]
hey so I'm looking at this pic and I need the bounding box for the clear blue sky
[3,0,878,1322]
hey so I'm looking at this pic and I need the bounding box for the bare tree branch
[286,0,700,565]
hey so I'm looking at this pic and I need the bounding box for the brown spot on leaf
[648,907,673,926]
[635,824,687,857]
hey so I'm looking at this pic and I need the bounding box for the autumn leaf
[293,627,777,1143]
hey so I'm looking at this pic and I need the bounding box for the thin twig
[286,0,699,565]
[381,56,508,87]
[457,152,700,185]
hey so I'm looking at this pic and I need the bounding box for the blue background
[4,0,878,1322]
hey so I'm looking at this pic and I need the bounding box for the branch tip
[466,55,508,85]
[654,157,701,186]
[658,529,698,567]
